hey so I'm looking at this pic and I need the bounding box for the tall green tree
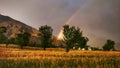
[16,32,31,49]
[73,27,89,49]
[39,25,53,50]
[103,39,115,51]
[63,25,76,52]
[63,25,89,52]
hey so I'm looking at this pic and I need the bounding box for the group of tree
[0,25,116,52]
[0,26,31,49]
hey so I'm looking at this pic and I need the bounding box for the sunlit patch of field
[0,44,120,68]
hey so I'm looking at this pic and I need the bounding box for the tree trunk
[20,45,23,49]
[66,45,70,52]
[43,47,46,50]
[6,44,8,48]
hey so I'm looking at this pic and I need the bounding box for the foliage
[28,42,40,47]
[0,26,7,33]
[63,25,75,52]
[39,25,53,50]
[16,32,31,49]
[0,33,7,44]
[103,39,115,51]
[0,26,8,44]
[91,47,100,51]
[63,25,89,52]
[9,38,16,44]
[77,37,89,49]
[5,39,10,48]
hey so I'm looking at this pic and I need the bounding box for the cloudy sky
[0,0,120,42]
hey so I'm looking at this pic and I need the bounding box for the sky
[0,0,120,42]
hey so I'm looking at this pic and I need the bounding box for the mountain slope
[0,14,40,43]
[0,14,39,38]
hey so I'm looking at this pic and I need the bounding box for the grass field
[0,44,120,68]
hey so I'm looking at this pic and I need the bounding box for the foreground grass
[0,45,120,68]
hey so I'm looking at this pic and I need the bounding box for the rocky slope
[0,14,39,42]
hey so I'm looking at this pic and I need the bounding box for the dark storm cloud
[0,0,120,42]
[70,0,120,42]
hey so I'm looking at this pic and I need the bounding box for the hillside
[0,14,39,42]
[0,14,39,37]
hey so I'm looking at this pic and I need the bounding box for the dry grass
[0,44,120,68]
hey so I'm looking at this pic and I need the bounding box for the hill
[0,14,39,42]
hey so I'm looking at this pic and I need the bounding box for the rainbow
[57,8,81,40]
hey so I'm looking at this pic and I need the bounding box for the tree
[39,25,53,50]
[16,32,31,49]
[9,38,16,44]
[103,39,115,51]
[63,25,89,52]
[0,26,8,44]
[73,27,89,49]
[63,25,76,52]
[0,26,10,48]
[0,26,7,33]
[0,33,7,44]
[5,39,10,48]
[77,37,89,49]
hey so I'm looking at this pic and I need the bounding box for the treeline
[0,25,115,52]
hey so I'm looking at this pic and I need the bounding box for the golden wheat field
[0,44,120,68]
